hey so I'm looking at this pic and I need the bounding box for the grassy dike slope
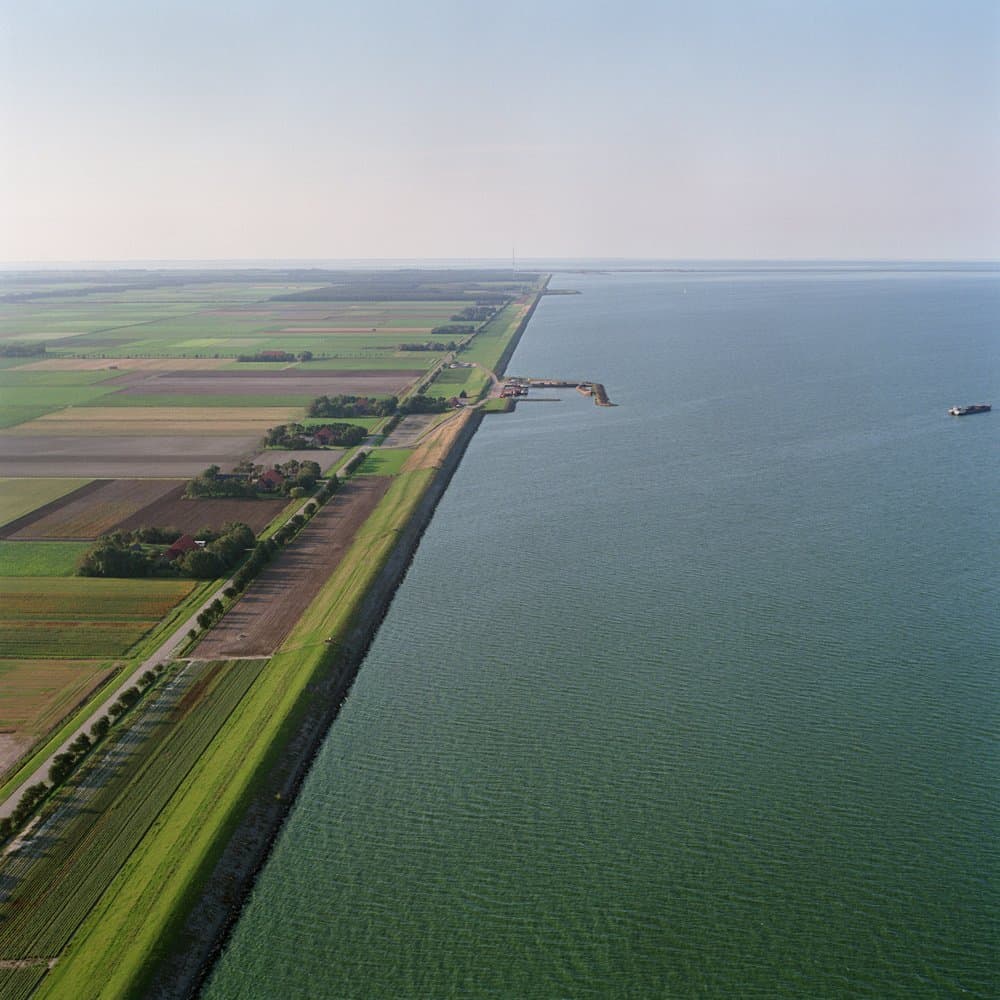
[34,282,546,999]
[35,424,477,1000]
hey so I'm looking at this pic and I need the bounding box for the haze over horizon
[2,0,998,263]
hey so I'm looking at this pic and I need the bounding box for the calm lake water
[204,268,998,998]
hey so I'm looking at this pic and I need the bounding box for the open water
[204,267,998,999]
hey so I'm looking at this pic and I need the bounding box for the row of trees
[0,342,46,357]
[309,392,451,419]
[77,522,256,580]
[265,422,366,449]
[0,667,162,842]
[309,394,398,418]
[185,465,257,499]
[451,304,498,322]
[431,323,476,351]
[236,349,314,362]
[398,340,460,352]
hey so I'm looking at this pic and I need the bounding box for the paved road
[0,578,234,820]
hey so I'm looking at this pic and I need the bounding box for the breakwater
[147,410,486,999]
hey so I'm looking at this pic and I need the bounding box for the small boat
[948,403,991,416]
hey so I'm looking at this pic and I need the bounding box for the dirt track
[193,477,392,659]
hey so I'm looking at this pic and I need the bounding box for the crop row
[0,579,193,620]
[0,964,48,1000]
[0,658,266,979]
[0,622,155,659]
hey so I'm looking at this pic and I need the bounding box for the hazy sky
[2,0,998,261]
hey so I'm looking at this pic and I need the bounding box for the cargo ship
[948,403,991,416]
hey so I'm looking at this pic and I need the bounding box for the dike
[147,409,485,999]
[492,273,550,376]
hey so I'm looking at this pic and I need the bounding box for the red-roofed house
[257,468,286,491]
[165,534,198,561]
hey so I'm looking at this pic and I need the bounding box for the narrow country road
[0,576,236,820]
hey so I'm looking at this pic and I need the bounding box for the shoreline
[146,411,485,999]
[140,286,547,997]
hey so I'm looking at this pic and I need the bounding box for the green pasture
[0,404,63,428]
[482,397,515,413]
[0,657,270,1000]
[0,541,91,577]
[0,478,90,528]
[0,577,197,658]
[0,369,118,386]
[356,448,413,476]
[459,300,527,371]
[432,365,491,398]
[0,384,118,407]
[77,392,315,408]
[35,469,439,1000]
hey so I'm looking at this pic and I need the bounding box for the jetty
[498,378,617,406]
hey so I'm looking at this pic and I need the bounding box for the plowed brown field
[194,477,391,659]
[0,434,262,477]
[117,370,421,397]
[3,480,178,539]
[112,485,287,535]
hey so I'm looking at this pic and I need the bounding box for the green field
[0,370,117,386]
[0,479,90,528]
[76,392,317,409]
[356,448,414,476]
[0,658,269,1000]
[0,541,91,577]
[459,297,533,371]
[0,658,115,745]
[431,364,491,398]
[34,467,439,999]
[0,578,196,658]
[0,270,546,999]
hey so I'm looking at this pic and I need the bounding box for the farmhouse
[165,534,198,561]
[257,468,285,491]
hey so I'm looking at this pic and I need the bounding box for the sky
[1,0,998,262]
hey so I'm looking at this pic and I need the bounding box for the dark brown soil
[118,371,421,397]
[194,477,392,658]
[0,480,110,538]
[112,486,288,536]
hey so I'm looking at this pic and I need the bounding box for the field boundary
[133,410,484,999]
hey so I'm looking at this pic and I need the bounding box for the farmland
[0,578,195,658]
[1,478,288,540]
[0,541,92,575]
[3,480,179,539]
[356,447,414,476]
[0,267,548,998]
[0,658,268,1000]
[9,406,301,435]
[0,658,115,773]
[0,479,90,529]
[0,434,265,478]
[193,476,391,659]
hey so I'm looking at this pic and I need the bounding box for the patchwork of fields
[0,267,547,997]
[193,477,391,659]
[0,578,196,658]
[0,658,116,773]
[0,479,289,540]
